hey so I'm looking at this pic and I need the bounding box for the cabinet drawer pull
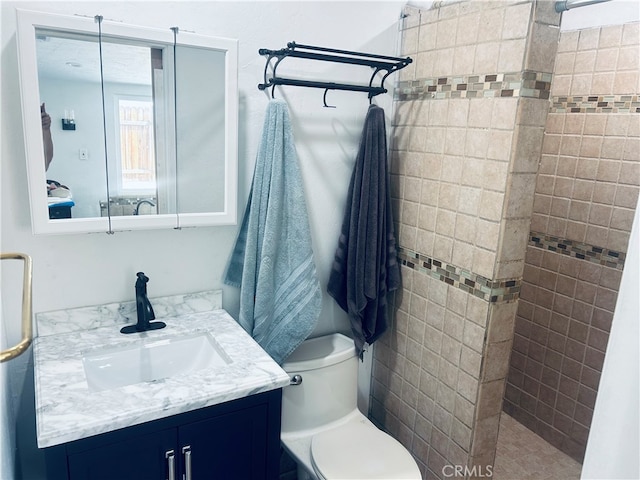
[165,450,176,480]
[182,445,192,480]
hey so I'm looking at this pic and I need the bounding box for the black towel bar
[258,41,412,105]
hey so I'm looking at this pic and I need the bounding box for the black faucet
[120,272,166,334]
[133,199,156,215]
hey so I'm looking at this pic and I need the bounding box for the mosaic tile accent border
[529,231,626,270]
[550,95,640,113]
[395,71,552,101]
[397,247,521,303]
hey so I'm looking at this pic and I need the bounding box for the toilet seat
[310,421,421,479]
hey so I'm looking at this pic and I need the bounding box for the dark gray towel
[327,104,400,357]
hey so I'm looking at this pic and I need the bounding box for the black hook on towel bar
[258,41,412,107]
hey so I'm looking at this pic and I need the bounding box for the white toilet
[281,333,422,480]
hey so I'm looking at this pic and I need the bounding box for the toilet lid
[310,422,421,479]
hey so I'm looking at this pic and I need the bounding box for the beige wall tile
[416,229,435,257]
[557,30,579,53]
[585,224,608,247]
[476,380,507,421]
[601,137,625,160]
[605,114,630,136]
[610,207,635,232]
[619,161,640,186]
[557,156,577,177]
[623,138,640,162]
[491,99,518,130]
[583,115,607,136]
[607,229,630,252]
[487,302,518,343]
[480,190,505,222]
[512,126,544,173]
[473,247,496,279]
[599,24,623,49]
[498,218,531,263]
[487,130,515,162]
[463,129,489,160]
[460,346,483,379]
[455,214,478,244]
[433,235,454,263]
[554,51,575,75]
[436,17,458,49]
[435,47,455,77]
[592,182,616,205]
[574,50,596,74]
[580,136,603,158]
[498,38,527,72]
[453,45,477,76]
[614,185,640,208]
[621,22,640,46]
[526,22,560,72]
[570,73,593,95]
[402,26,420,56]
[477,7,504,43]
[482,160,509,192]
[594,48,619,72]
[475,219,501,251]
[590,72,615,94]
[618,45,640,71]
[533,0,562,27]
[505,174,537,219]
[597,159,621,183]
[613,71,639,94]
[474,42,500,74]
[419,23,438,52]
[576,158,598,180]
[502,3,532,40]
[457,13,480,46]
[470,414,501,456]
[551,74,572,96]
[452,240,474,268]
[564,114,585,134]
[578,27,600,51]
[566,220,587,242]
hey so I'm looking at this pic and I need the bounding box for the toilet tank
[281,333,357,434]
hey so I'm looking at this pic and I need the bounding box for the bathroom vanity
[33,291,290,480]
[44,390,281,480]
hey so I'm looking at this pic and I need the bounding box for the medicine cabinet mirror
[16,10,238,234]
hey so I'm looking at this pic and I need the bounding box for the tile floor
[493,413,583,480]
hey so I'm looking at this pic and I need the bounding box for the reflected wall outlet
[79,148,88,160]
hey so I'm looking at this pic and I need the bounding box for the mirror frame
[16,9,238,234]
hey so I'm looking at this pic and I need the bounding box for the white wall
[1,1,405,477]
[559,0,640,30]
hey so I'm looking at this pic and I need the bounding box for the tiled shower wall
[370,1,560,478]
[503,21,640,463]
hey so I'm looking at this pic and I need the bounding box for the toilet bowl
[281,333,421,480]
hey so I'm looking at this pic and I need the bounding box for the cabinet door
[67,428,175,480]
[179,403,270,480]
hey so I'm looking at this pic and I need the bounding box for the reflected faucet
[134,200,156,215]
[120,272,166,334]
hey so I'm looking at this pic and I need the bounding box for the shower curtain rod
[258,41,412,104]
[555,0,612,12]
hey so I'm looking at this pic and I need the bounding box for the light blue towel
[224,99,322,364]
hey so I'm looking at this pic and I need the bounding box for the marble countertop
[34,292,290,448]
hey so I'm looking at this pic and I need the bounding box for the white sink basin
[83,332,231,391]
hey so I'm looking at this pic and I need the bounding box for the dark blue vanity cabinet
[44,389,282,480]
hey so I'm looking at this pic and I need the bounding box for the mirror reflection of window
[117,98,156,193]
